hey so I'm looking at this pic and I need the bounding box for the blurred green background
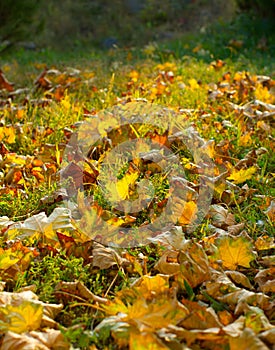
[0,0,274,52]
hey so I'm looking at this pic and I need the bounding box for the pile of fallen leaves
[0,56,274,350]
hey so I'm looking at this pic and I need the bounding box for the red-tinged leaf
[0,70,14,92]
[35,69,52,90]
[145,129,169,146]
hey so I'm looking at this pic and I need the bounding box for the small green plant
[17,253,90,302]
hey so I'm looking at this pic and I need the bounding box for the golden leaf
[215,235,256,270]
[0,301,43,333]
[227,166,257,184]
[116,168,139,200]
[129,332,167,350]
[229,328,270,350]
[178,201,198,225]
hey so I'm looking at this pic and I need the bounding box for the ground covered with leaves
[0,29,274,349]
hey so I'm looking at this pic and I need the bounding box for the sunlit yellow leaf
[178,201,198,225]
[255,83,274,104]
[129,70,139,82]
[215,235,256,270]
[239,133,253,147]
[130,332,167,350]
[227,166,257,184]
[132,275,169,299]
[0,251,20,270]
[188,78,200,89]
[0,301,43,333]
[116,169,139,200]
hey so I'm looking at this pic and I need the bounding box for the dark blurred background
[0,0,274,52]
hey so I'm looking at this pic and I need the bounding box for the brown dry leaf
[54,281,108,305]
[30,329,70,350]
[227,222,245,235]
[165,324,222,348]
[259,328,275,347]
[92,242,126,269]
[225,270,253,289]
[228,327,270,350]
[264,200,275,222]
[222,315,245,337]
[255,235,275,251]
[214,234,256,270]
[0,70,14,92]
[1,329,69,350]
[177,241,211,288]
[255,268,275,293]
[1,331,48,350]
[219,289,271,312]
[154,249,180,275]
[209,204,236,228]
[179,299,222,330]
[148,226,187,250]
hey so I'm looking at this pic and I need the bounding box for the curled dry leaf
[92,242,127,269]
[255,268,275,293]
[209,204,236,228]
[228,327,270,350]
[154,249,180,275]
[147,225,187,250]
[179,299,222,330]
[264,200,275,222]
[54,281,108,305]
[177,241,211,288]
[1,329,70,350]
[225,270,253,289]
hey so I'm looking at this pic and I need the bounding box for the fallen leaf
[229,327,270,350]
[7,208,74,241]
[255,268,275,293]
[214,234,256,270]
[264,200,275,222]
[177,241,211,288]
[0,70,14,92]
[92,242,126,269]
[0,300,43,333]
[227,166,257,184]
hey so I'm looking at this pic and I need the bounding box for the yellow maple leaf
[116,169,139,200]
[0,301,43,333]
[227,166,257,184]
[215,235,256,270]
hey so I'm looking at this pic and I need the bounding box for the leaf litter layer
[0,45,274,349]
